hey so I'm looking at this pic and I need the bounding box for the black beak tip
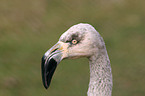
[44,84,48,89]
[41,55,47,89]
[41,55,57,89]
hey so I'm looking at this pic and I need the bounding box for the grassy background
[0,0,145,96]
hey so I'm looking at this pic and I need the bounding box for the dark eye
[71,39,77,44]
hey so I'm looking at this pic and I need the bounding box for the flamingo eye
[71,40,77,44]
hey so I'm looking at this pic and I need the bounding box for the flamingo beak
[41,41,68,89]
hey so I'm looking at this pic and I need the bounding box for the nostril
[50,48,58,54]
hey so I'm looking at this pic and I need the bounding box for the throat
[87,51,113,96]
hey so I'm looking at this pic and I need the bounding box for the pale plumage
[41,23,113,96]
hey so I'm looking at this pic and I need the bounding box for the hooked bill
[41,56,57,89]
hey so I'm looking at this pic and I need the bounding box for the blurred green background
[0,0,145,96]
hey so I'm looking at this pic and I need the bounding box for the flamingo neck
[87,49,113,96]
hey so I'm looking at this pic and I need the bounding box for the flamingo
[41,23,113,96]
